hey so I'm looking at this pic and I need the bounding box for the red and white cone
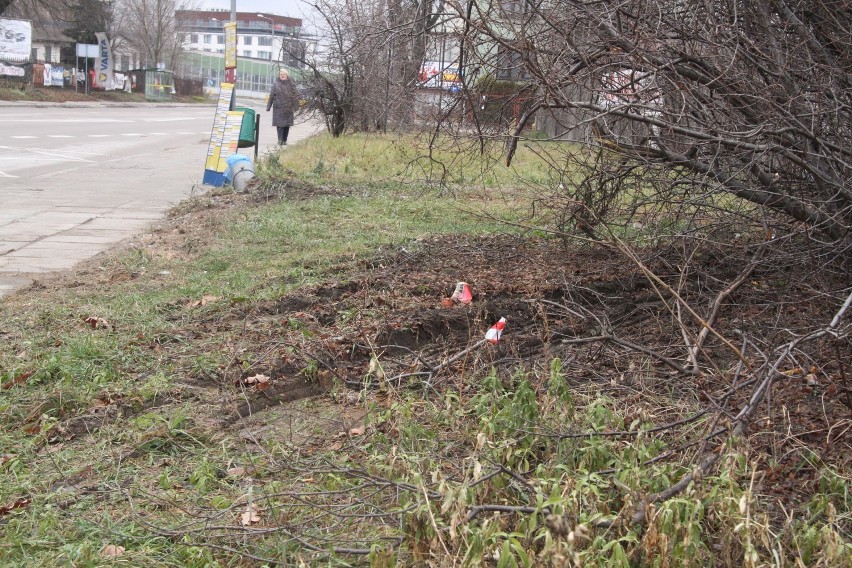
[485,317,506,344]
[451,281,473,304]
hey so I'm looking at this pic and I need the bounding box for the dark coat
[266,78,299,127]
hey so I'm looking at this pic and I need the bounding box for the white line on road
[11,136,37,139]
[142,117,210,122]
[88,134,112,137]
[0,146,97,163]
[121,133,145,137]
[47,135,74,138]
[0,170,17,178]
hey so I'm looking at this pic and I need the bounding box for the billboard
[0,18,32,63]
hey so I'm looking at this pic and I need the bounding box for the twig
[688,251,762,370]
[555,333,697,375]
[466,504,541,522]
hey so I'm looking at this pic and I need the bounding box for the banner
[94,32,115,90]
[49,65,64,86]
[0,62,27,77]
[0,18,32,63]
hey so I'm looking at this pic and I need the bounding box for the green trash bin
[236,107,256,148]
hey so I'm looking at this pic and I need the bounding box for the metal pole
[254,114,260,160]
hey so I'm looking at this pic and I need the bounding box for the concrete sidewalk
[0,112,324,298]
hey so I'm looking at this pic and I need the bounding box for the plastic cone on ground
[485,317,507,344]
[451,282,473,304]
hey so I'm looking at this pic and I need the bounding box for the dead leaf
[0,454,14,466]
[1,371,32,390]
[241,503,261,526]
[185,295,219,309]
[227,466,246,477]
[100,544,125,558]
[83,316,113,330]
[243,374,271,390]
[0,497,32,516]
[348,423,366,436]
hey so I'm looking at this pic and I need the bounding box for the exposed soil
[9,180,852,530]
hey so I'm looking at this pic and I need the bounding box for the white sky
[200,0,311,20]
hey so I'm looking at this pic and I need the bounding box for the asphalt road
[0,100,318,297]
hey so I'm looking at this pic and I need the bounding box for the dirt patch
[6,184,849,528]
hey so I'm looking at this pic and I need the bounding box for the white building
[176,9,306,70]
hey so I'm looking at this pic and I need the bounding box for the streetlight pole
[256,14,280,72]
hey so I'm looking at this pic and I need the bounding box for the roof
[175,10,302,28]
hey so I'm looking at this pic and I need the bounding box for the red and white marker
[485,317,507,344]
[451,281,473,304]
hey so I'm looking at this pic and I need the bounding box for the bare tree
[296,0,446,135]
[114,0,192,71]
[441,0,851,251]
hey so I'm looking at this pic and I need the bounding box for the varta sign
[94,32,115,90]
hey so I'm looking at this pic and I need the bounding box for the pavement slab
[0,101,323,298]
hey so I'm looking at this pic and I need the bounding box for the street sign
[76,43,98,58]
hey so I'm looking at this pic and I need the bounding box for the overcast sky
[200,0,311,20]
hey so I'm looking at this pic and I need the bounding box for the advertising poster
[418,61,461,90]
[224,21,237,70]
[0,18,31,63]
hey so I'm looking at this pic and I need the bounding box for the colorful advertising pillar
[202,83,245,186]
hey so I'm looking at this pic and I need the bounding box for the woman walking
[266,69,299,145]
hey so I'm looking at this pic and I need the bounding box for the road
[0,101,318,297]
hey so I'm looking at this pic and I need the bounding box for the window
[500,0,530,17]
[243,36,253,45]
[31,47,38,61]
[203,34,212,43]
[242,50,252,57]
[45,46,52,62]
[257,36,273,46]
[495,47,529,81]
[216,35,224,44]
[257,50,272,60]
[191,34,199,43]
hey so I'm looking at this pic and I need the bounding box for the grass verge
[0,132,849,566]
